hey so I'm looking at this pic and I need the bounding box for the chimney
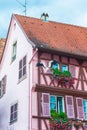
[41,13,49,22]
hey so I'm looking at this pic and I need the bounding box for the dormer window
[12,41,17,62]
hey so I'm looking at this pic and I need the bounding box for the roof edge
[13,14,36,48]
[38,46,87,61]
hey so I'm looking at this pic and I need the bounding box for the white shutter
[76,97,84,120]
[42,93,50,116]
[69,65,76,77]
[65,95,75,118]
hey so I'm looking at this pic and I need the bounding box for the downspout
[28,48,38,130]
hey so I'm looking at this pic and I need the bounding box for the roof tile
[15,14,87,57]
[0,39,5,62]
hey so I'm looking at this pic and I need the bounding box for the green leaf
[62,71,71,77]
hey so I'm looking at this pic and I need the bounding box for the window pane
[19,70,22,79]
[50,96,57,111]
[23,66,26,75]
[62,65,68,72]
[11,106,14,113]
[23,56,26,66]
[12,43,17,61]
[84,107,87,112]
[58,97,63,112]
[50,103,56,110]
[0,91,1,96]
[52,63,59,69]
[83,100,87,120]
[14,112,17,120]
[14,103,17,111]
[84,101,87,107]
[0,81,1,88]
[50,96,56,103]
[10,113,13,121]
[19,60,22,69]
[13,44,17,56]
[85,113,87,120]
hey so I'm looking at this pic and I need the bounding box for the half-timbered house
[0,14,87,130]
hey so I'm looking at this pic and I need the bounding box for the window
[19,55,26,81]
[0,75,7,97]
[50,95,64,112]
[62,65,68,72]
[12,42,17,62]
[52,63,59,69]
[83,100,87,120]
[0,81,2,97]
[10,103,18,124]
[52,63,59,70]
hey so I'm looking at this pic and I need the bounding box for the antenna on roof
[16,0,27,16]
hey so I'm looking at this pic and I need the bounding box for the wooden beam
[37,92,42,130]
[32,115,87,122]
[38,47,87,61]
[32,116,50,120]
[34,84,87,98]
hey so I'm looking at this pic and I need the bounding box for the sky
[1,0,87,38]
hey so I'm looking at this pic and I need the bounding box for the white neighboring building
[0,14,35,130]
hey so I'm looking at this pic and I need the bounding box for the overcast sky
[1,0,87,38]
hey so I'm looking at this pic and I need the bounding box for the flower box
[49,110,71,130]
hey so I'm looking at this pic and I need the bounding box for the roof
[14,14,87,57]
[0,39,5,62]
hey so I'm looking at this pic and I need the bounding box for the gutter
[28,48,38,130]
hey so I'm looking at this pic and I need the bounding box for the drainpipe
[28,48,38,130]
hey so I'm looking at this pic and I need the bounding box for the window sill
[9,119,17,125]
[32,115,51,119]
[18,75,27,84]
[11,56,16,63]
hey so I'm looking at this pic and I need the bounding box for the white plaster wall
[0,16,33,130]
